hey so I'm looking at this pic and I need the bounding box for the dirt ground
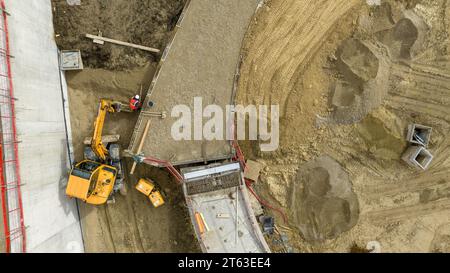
[237,0,450,252]
[52,0,185,69]
[52,0,199,253]
[53,0,450,253]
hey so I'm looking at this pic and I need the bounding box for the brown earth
[52,0,186,69]
[52,0,199,253]
[53,0,450,253]
[237,0,450,252]
[65,66,198,253]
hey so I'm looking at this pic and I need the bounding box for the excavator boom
[91,99,118,161]
[91,99,132,161]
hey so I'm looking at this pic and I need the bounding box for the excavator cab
[66,99,130,205]
[66,160,118,205]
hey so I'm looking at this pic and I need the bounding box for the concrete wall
[5,0,83,252]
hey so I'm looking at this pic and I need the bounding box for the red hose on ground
[245,178,288,224]
[232,138,288,224]
[142,156,183,183]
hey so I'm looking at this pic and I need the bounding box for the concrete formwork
[128,0,261,165]
[4,0,83,252]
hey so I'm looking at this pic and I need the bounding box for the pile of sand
[331,38,390,124]
[288,156,359,243]
[330,2,429,124]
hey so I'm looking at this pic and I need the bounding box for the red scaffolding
[0,0,26,253]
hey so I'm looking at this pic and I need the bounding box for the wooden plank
[85,34,160,53]
[130,120,151,175]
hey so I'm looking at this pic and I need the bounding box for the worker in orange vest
[129,95,142,111]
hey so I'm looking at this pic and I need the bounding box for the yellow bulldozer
[65,99,132,205]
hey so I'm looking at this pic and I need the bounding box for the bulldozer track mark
[431,152,450,170]
[389,64,450,108]
[364,170,450,200]
[394,62,450,81]
[239,0,359,109]
[366,198,450,224]
[385,96,450,122]
[389,85,450,105]
[122,163,145,253]
[102,206,117,252]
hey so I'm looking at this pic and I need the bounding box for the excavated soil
[237,0,450,252]
[52,0,186,69]
[52,0,199,253]
[289,156,359,243]
[65,67,198,253]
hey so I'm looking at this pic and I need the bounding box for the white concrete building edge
[5,0,83,252]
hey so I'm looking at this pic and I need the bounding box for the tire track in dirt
[368,1,450,228]
[364,170,450,200]
[387,97,450,122]
[237,0,450,252]
[238,0,359,112]
[389,63,450,108]
[363,60,450,224]
[102,206,117,252]
[366,198,450,224]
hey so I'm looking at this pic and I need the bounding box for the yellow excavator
[66,99,131,205]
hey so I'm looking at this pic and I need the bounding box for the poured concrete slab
[128,0,260,165]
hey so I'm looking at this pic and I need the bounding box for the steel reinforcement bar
[0,0,26,253]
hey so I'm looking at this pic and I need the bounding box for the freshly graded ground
[237,0,450,252]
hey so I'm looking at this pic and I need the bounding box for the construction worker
[129,95,142,111]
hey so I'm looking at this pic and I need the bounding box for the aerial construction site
[0,0,449,254]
